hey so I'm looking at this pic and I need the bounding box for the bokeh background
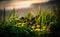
[0,0,57,21]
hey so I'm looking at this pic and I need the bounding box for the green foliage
[0,7,57,37]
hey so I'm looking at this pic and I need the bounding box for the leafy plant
[0,6,57,37]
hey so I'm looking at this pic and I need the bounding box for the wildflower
[16,23,25,26]
[15,23,21,26]
[35,28,40,32]
[21,23,25,26]
[36,25,40,28]
[43,26,46,29]
[42,26,46,31]
[31,25,35,29]
[17,23,21,25]
[42,28,45,31]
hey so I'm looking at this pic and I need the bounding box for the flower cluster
[31,25,47,32]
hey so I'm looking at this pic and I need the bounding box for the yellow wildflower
[42,28,45,31]
[36,25,40,28]
[17,23,21,25]
[35,28,40,32]
[43,26,46,29]
[21,23,25,26]
[16,23,25,26]
[42,26,46,31]
[32,26,35,29]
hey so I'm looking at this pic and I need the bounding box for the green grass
[0,7,57,37]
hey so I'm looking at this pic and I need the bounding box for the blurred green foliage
[0,7,57,37]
